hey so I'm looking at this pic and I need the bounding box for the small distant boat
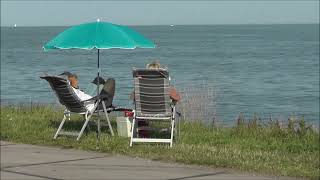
[170,24,174,27]
[14,24,17,28]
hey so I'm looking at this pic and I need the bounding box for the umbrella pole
[97,49,100,96]
[97,49,101,140]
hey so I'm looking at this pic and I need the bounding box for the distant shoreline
[1,23,319,28]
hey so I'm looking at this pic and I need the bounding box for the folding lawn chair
[41,75,117,141]
[130,69,176,147]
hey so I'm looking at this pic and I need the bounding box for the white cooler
[116,117,132,137]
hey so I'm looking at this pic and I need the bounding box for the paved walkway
[1,141,295,180]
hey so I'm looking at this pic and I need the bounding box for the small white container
[116,117,132,137]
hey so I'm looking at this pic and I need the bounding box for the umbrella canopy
[43,21,156,50]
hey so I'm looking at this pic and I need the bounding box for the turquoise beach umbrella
[43,20,156,93]
[43,21,155,50]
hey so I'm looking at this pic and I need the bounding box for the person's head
[67,74,78,88]
[146,61,161,69]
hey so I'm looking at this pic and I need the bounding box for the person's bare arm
[169,87,181,103]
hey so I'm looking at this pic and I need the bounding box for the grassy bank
[1,105,319,178]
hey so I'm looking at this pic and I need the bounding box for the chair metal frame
[129,69,176,147]
[53,99,115,141]
[41,75,114,141]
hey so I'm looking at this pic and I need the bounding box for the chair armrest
[103,107,133,113]
[84,94,109,102]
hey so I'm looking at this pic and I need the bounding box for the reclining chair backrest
[133,69,172,118]
[40,75,87,113]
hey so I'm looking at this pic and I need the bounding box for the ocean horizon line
[1,23,319,28]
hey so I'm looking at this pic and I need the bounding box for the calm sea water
[1,24,319,124]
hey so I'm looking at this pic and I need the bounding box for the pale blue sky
[1,1,319,26]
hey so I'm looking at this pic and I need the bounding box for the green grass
[1,105,319,179]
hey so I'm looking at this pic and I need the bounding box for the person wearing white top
[71,86,95,112]
[61,72,115,112]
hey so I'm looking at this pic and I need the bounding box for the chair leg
[77,112,94,141]
[129,117,136,147]
[53,114,67,139]
[83,115,91,135]
[178,117,181,140]
[97,118,101,139]
[170,119,175,147]
[102,102,114,136]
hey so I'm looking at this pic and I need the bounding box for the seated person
[61,72,115,111]
[130,61,181,104]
